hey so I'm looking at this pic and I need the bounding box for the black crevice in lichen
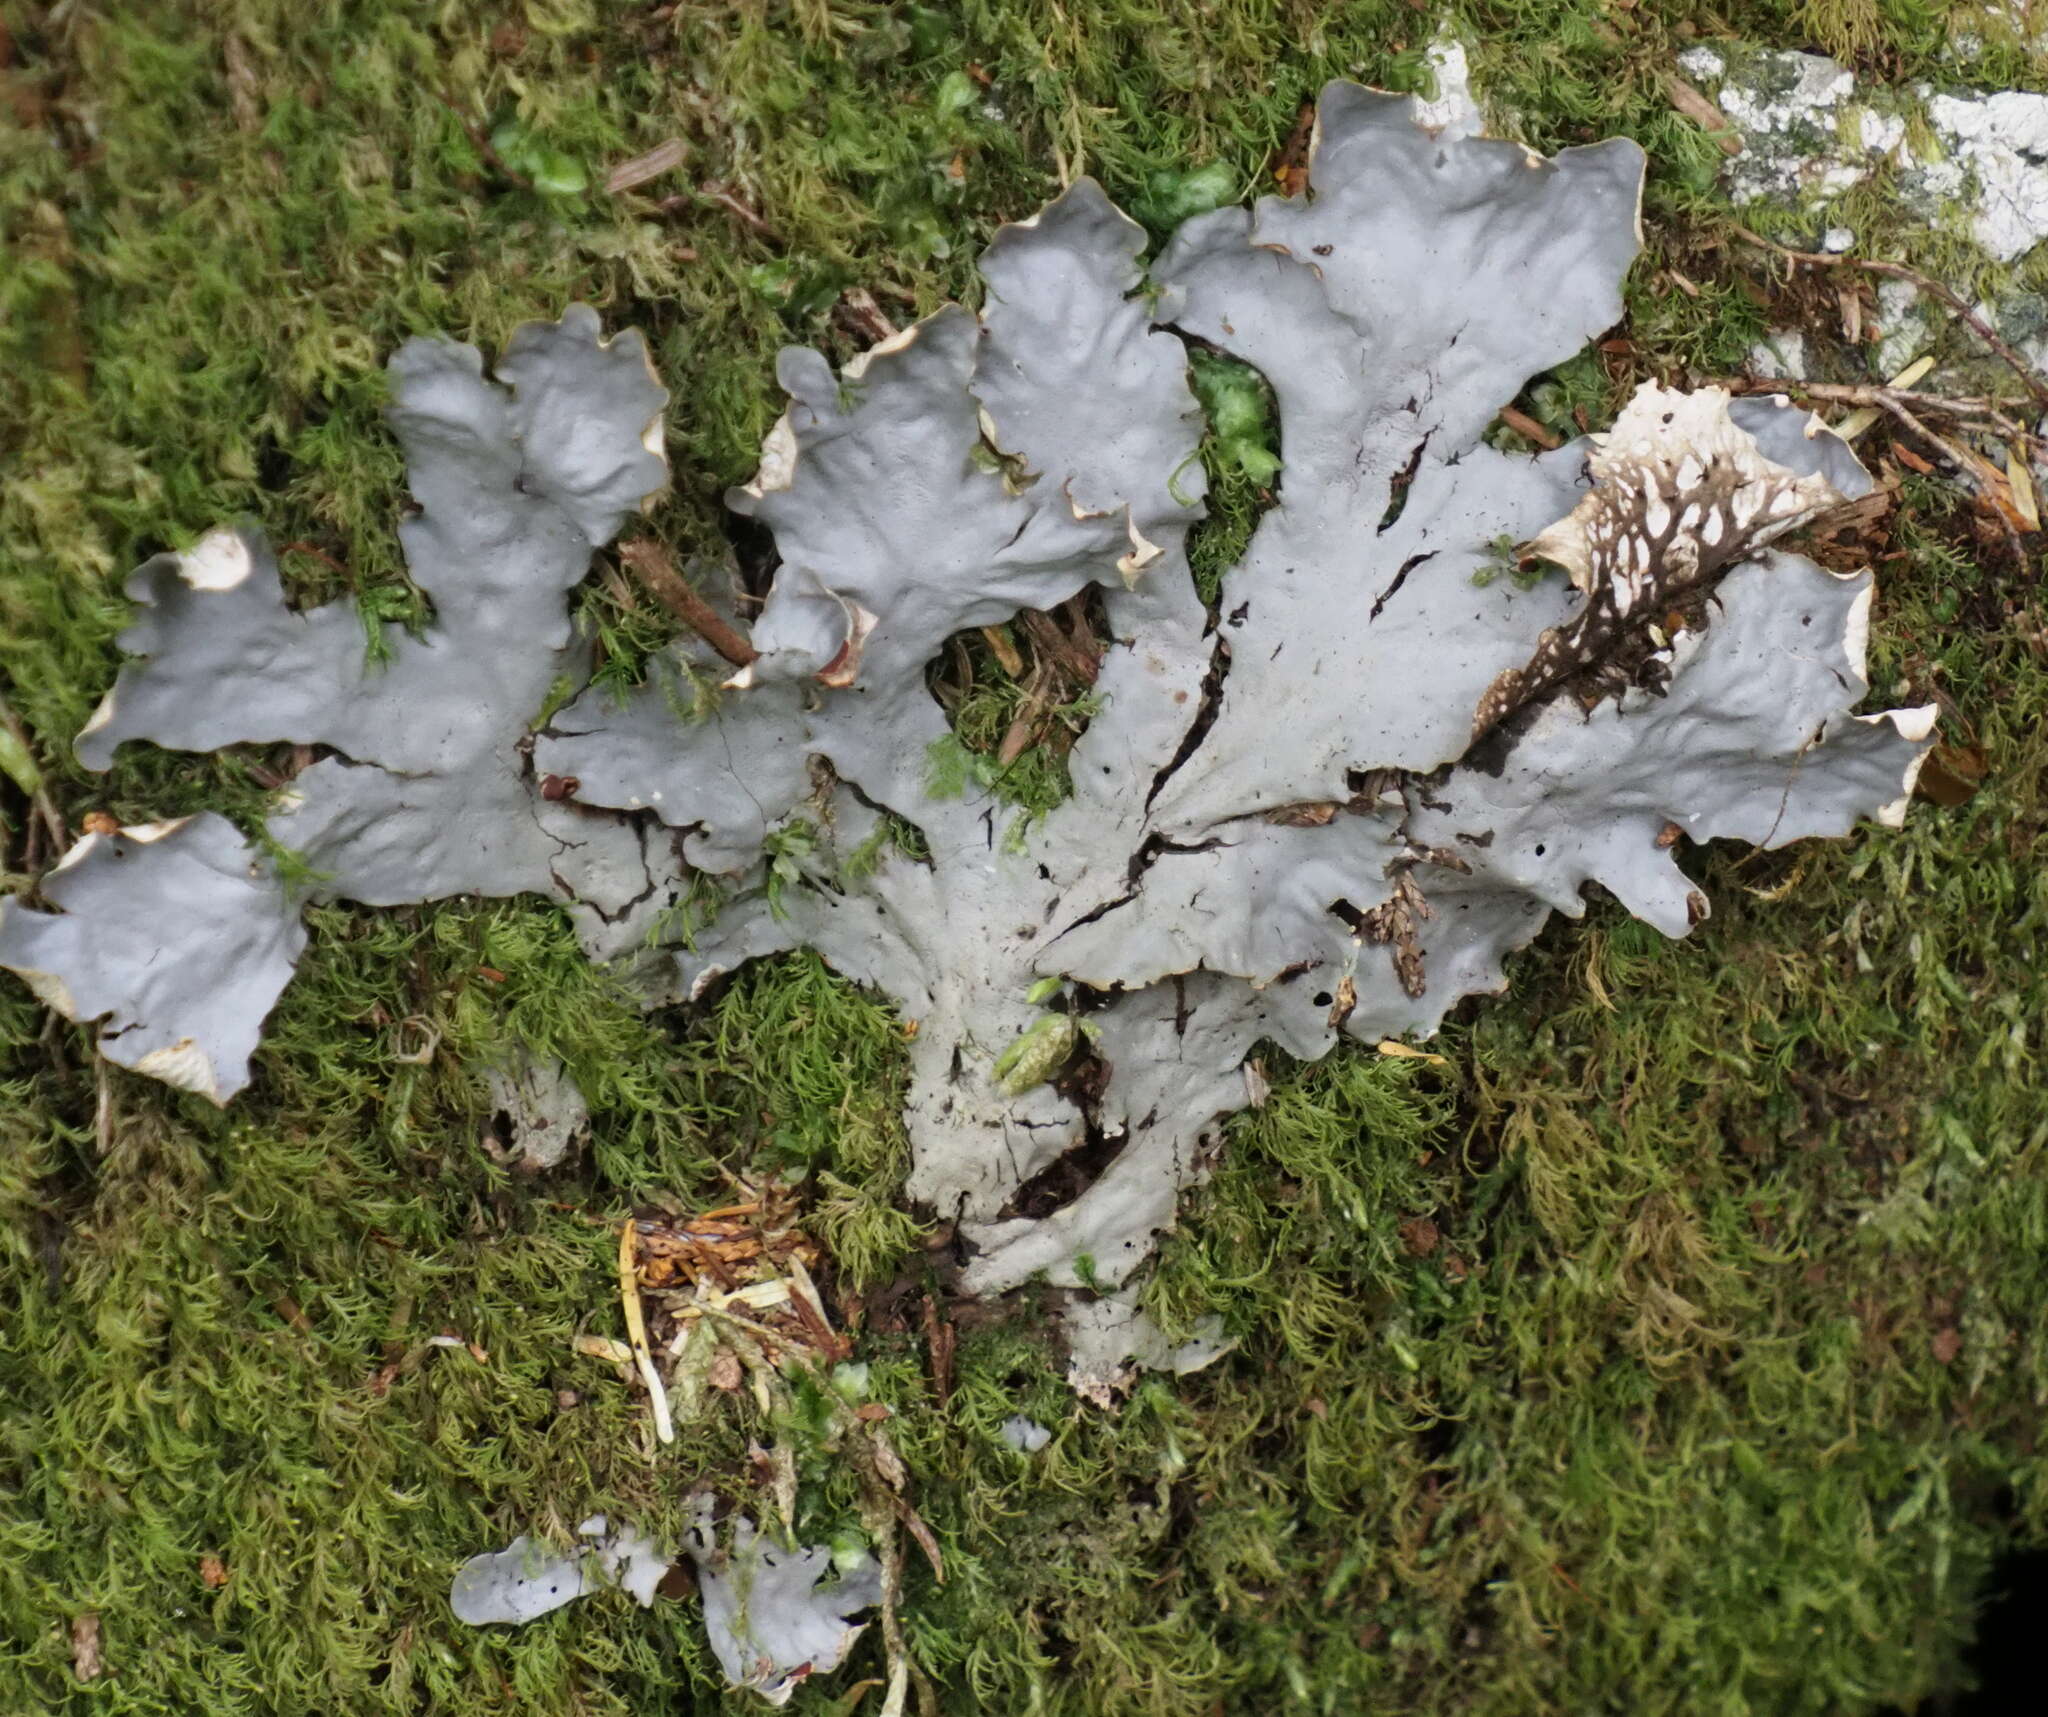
[1143,635,1230,810]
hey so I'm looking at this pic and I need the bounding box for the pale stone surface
[1679,44,2048,264]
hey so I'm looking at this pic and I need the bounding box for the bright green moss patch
[4,1,2048,1712]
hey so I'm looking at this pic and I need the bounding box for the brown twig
[997,670,1051,767]
[618,540,759,668]
[1717,373,2037,556]
[438,96,532,191]
[696,181,780,245]
[1729,223,2048,412]
[920,1295,955,1407]
[1715,376,2035,444]
[1496,403,1562,449]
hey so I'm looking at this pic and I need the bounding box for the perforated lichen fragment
[1426,552,1935,938]
[690,1514,882,1706]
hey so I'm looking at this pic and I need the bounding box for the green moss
[4,1,2048,1712]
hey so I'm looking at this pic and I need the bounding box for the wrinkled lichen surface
[1,84,1932,1338]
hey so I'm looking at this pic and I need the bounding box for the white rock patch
[1679,45,2048,263]
[1413,32,1483,141]
[1746,327,1810,381]
[1924,90,2048,263]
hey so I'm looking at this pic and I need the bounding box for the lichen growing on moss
[3,5,2045,1714]
[5,87,1930,1357]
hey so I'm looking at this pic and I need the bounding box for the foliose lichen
[0,85,1934,1369]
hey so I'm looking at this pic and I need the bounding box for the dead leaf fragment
[2004,447,2040,532]
[835,287,899,346]
[223,35,261,134]
[606,139,688,195]
[1376,1039,1448,1067]
[1399,1216,1441,1257]
[979,623,1024,678]
[1268,800,1339,827]
[1915,743,1987,808]
[619,1221,675,1445]
[1271,98,1315,196]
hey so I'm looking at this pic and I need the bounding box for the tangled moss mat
[3,3,2046,1712]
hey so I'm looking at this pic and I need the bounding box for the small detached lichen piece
[999,1415,1054,1453]
[0,813,304,1103]
[1063,1288,1236,1408]
[449,1516,672,1626]
[482,1049,592,1172]
[689,1513,883,1706]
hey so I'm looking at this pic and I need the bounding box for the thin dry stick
[95,1064,114,1157]
[0,692,68,860]
[1497,403,1562,449]
[1715,374,2041,557]
[618,540,760,668]
[1863,391,2033,561]
[1716,376,2035,445]
[1762,380,2035,547]
[1729,224,2048,412]
[696,181,781,244]
[618,1221,676,1445]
